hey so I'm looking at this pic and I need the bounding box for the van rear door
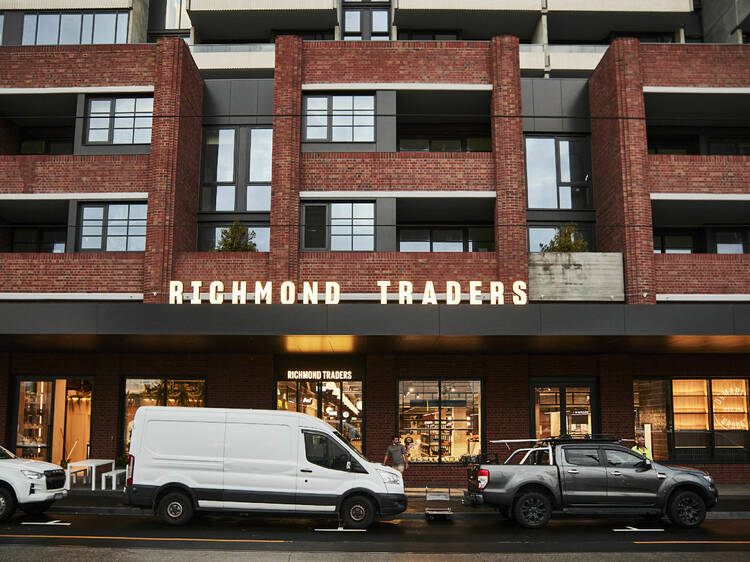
[223,411,298,512]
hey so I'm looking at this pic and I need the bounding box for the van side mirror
[638,459,652,469]
[346,459,352,471]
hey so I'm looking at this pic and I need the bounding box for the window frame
[342,0,391,41]
[84,96,153,146]
[529,378,600,440]
[21,10,128,46]
[300,201,376,252]
[397,226,494,253]
[303,94,377,144]
[396,378,484,465]
[76,201,147,253]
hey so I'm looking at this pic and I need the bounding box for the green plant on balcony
[541,224,588,252]
[216,220,257,252]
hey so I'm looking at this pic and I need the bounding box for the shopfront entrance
[532,379,598,439]
[15,378,92,464]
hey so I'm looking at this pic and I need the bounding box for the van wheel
[668,490,706,528]
[157,491,194,526]
[513,491,551,529]
[21,501,53,515]
[0,488,16,522]
[341,495,376,529]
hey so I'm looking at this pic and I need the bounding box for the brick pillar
[365,354,397,463]
[598,355,635,438]
[206,354,274,409]
[143,38,203,303]
[490,36,527,298]
[589,39,654,304]
[90,353,121,458]
[270,36,303,286]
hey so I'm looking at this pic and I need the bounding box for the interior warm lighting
[284,335,356,353]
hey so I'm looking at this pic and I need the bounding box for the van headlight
[21,470,43,480]
[377,469,401,485]
[702,474,713,485]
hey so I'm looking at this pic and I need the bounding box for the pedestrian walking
[383,434,409,473]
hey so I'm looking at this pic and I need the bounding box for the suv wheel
[0,487,16,522]
[514,491,551,529]
[157,491,194,526]
[668,490,706,528]
[341,495,376,529]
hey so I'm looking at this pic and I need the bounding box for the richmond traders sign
[168,280,528,305]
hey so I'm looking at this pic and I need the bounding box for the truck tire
[341,495,376,529]
[513,491,551,529]
[668,490,706,528]
[21,500,53,515]
[157,491,194,526]
[0,487,16,522]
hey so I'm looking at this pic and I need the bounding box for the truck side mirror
[346,459,352,471]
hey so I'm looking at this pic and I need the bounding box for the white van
[124,407,406,528]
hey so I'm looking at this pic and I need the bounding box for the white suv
[0,445,68,521]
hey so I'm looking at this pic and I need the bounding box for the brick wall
[639,44,750,88]
[302,41,492,85]
[172,252,271,287]
[648,155,750,194]
[655,254,750,295]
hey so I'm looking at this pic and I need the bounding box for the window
[0,14,4,45]
[525,136,592,210]
[715,230,748,254]
[79,202,147,252]
[301,202,375,251]
[203,224,270,252]
[123,378,205,451]
[12,228,66,253]
[634,378,749,462]
[86,97,153,145]
[343,1,390,41]
[604,449,645,468]
[564,448,600,467]
[398,227,493,253]
[304,432,351,471]
[304,95,375,142]
[165,0,191,30]
[398,380,481,464]
[397,30,459,40]
[653,232,695,254]
[528,224,594,252]
[22,11,128,45]
[533,383,595,439]
[398,137,491,153]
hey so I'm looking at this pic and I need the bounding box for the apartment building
[0,1,748,485]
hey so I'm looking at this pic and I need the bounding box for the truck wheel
[341,495,376,529]
[157,491,194,526]
[514,491,551,529]
[21,500,53,515]
[0,487,16,522]
[668,490,706,528]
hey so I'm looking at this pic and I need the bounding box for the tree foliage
[216,220,257,252]
[540,224,588,252]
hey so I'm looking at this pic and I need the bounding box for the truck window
[604,449,643,468]
[563,447,601,467]
[304,432,350,471]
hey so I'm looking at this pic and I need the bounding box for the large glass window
[398,380,481,464]
[343,1,390,41]
[22,11,128,45]
[302,202,375,251]
[304,95,375,142]
[165,0,191,30]
[528,223,595,252]
[525,136,592,210]
[79,202,147,252]
[123,378,205,451]
[533,383,594,439]
[86,97,153,145]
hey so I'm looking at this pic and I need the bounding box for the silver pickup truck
[464,437,718,529]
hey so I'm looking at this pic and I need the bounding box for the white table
[66,459,115,491]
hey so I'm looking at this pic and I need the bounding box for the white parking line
[314,526,366,532]
[21,520,71,526]
[613,526,664,532]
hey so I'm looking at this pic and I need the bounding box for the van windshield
[334,430,368,463]
[0,445,16,460]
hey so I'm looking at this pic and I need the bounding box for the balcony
[188,0,337,42]
[528,252,624,301]
[189,44,275,72]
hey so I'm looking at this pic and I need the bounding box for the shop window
[86,97,153,145]
[532,382,595,439]
[123,378,205,451]
[277,380,364,452]
[301,202,375,251]
[398,380,481,464]
[525,136,592,210]
[22,11,128,45]
[303,95,375,142]
[634,378,749,462]
[78,202,147,252]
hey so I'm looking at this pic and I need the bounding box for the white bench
[101,469,127,491]
[69,467,88,485]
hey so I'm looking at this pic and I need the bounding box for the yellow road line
[634,541,750,545]
[0,534,290,544]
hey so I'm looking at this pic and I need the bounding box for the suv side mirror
[638,459,652,469]
[346,459,352,471]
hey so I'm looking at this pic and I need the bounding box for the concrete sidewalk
[45,485,750,520]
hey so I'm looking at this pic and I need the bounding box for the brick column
[270,36,303,286]
[490,36,527,297]
[90,353,121,458]
[143,38,203,303]
[589,39,654,304]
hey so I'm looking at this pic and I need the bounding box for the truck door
[560,446,608,505]
[602,447,660,506]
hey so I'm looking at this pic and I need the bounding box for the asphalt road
[0,512,749,558]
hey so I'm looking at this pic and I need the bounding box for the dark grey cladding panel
[230,80,259,125]
[540,304,624,336]
[161,305,328,335]
[0,304,97,334]
[203,79,274,125]
[732,304,750,334]
[439,305,541,335]
[522,78,590,133]
[625,305,736,336]
[328,304,438,335]
[257,80,274,125]
[96,304,174,334]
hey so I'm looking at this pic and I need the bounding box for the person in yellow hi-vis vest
[631,435,653,460]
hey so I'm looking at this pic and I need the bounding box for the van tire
[157,491,194,526]
[21,500,53,515]
[668,490,706,528]
[341,495,376,529]
[513,491,551,529]
[0,487,16,522]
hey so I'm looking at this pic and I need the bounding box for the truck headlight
[21,470,43,480]
[377,469,401,485]
[702,474,713,485]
